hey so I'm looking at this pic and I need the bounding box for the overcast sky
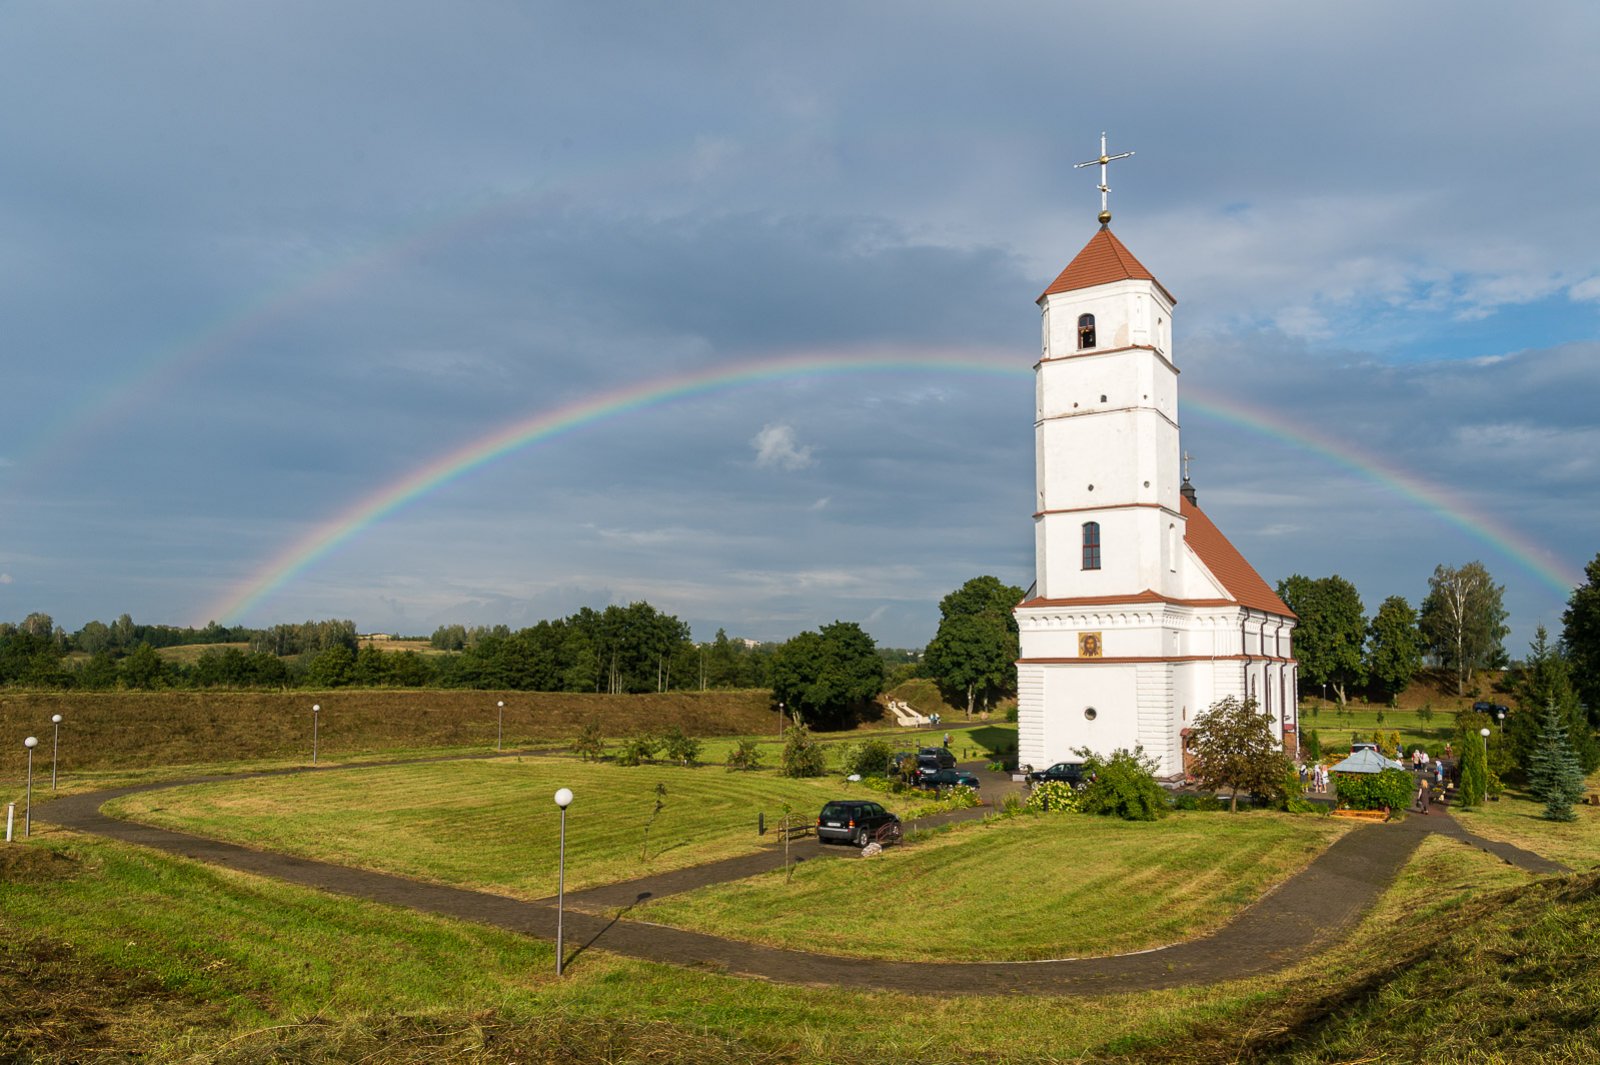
[2,2,1597,654]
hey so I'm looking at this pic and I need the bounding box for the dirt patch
[0,843,87,884]
[0,929,228,1062]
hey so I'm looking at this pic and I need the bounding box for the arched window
[1077,313,1096,349]
[1082,521,1101,570]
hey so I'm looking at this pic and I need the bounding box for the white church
[1014,158,1298,780]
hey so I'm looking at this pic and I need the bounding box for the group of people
[1301,762,1331,793]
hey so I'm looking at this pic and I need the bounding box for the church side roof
[1181,498,1295,618]
[1038,226,1177,305]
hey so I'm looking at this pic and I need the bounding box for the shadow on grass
[967,725,1016,755]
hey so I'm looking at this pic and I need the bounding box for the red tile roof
[1039,226,1176,305]
[1181,498,1295,617]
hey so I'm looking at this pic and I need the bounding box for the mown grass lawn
[642,811,1350,961]
[104,758,924,898]
[4,822,1575,1064]
[1446,772,1600,872]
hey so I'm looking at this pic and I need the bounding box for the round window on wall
[1084,707,1098,721]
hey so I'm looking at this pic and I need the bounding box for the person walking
[1415,778,1431,815]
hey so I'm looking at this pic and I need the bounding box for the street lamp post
[23,736,38,837]
[553,787,574,975]
[778,701,785,738]
[497,700,504,752]
[50,714,62,791]
[1497,709,1506,729]
[312,704,321,765]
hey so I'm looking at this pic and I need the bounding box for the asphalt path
[32,754,1567,996]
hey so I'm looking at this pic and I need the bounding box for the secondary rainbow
[205,352,1582,624]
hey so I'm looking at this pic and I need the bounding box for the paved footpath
[34,757,1568,996]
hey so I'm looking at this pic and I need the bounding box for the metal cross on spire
[1073,131,1134,225]
[1182,450,1194,483]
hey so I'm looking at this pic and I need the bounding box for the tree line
[1277,560,1512,704]
[1284,555,1600,782]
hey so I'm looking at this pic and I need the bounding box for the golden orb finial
[1098,209,1112,225]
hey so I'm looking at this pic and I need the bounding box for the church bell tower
[1014,134,1298,780]
[1033,225,1183,602]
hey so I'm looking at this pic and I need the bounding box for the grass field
[7,686,1600,1061]
[1443,779,1600,872]
[7,814,1594,1063]
[642,811,1349,960]
[105,758,927,898]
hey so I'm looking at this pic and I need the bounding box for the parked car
[1027,761,1088,788]
[888,746,956,779]
[913,767,981,791]
[816,800,901,846]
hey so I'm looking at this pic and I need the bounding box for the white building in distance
[1014,223,1298,779]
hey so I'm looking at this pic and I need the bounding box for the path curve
[31,756,1561,996]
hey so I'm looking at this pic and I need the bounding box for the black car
[889,746,955,779]
[913,767,981,791]
[816,800,900,846]
[1027,761,1088,787]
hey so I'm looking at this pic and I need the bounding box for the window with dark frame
[1077,313,1096,349]
[1082,521,1101,570]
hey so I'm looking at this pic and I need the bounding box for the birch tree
[1420,561,1509,694]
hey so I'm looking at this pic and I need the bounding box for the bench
[1331,807,1390,822]
[771,819,813,840]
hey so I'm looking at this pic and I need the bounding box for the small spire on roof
[1074,131,1134,225]
[1180,449,1197,506]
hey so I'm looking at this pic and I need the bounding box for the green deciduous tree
[1365,595,1423,701]
[1420,561,1509,694]
[1277,574,1366,705]
[1189,696,1294,812]
[770,621,884,729]
[119,643,168,690]
[923,576,1023,718]
[1563,551,1600,729]
[305,645,355,688]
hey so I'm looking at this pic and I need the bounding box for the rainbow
[11,184,568,479]
[202,351,1583,624]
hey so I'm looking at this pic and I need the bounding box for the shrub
[845,737,897,778]
[615,732,660,767]
[724,738,764,772]
[1280,767,1319,814]
[659,726,702,767]
[1076,747,1168,821]
[907,784,980,818]
[1170,792,1224,812]
[1333,768,1413,811]
[1025,780,1084,813]
[571,721,605,763]
[779,723,827,778]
